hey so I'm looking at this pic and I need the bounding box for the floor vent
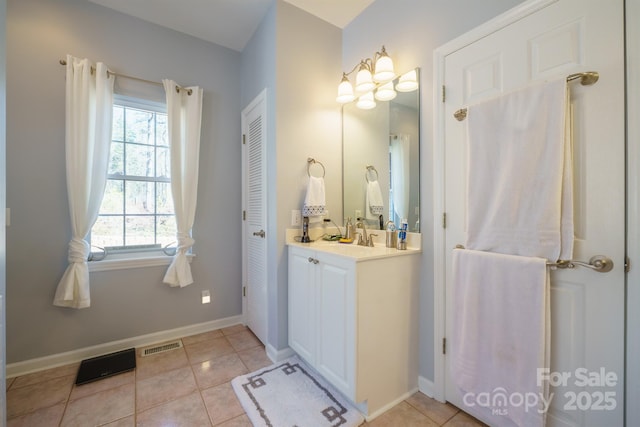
[142,340,183,357]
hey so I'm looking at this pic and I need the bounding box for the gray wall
[342,0,526,381]
[242,1,342,352]
[0,0,6,418]
[273,1,342,350]
[6,0,242,363]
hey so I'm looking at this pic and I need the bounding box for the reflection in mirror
[342,68,420,231]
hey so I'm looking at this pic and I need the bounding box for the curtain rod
[58,59,192,95]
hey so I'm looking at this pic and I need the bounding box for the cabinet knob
[308,257,319,264]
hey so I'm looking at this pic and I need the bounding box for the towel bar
[453,71,599,121]
[453,245,614,273]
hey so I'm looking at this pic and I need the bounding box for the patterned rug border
[231,356,364,427]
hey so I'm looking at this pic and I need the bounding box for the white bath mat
[231,356,364,426]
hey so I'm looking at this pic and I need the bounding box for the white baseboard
[6,314,244,378]
[418,376,438,400]
[365,387,419,421]
[265,344,295,363]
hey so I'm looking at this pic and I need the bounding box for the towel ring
[307,158,325,178]
[365,165,379,183]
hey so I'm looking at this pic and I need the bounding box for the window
[90,96,176,258]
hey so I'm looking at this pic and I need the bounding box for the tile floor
[6,324,485,426]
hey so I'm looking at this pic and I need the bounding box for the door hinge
[242,134,246,145]
[243,286,246,297]
[625,256,631,273]
[243,210,246,221]
[442,212,447,229]
[442,337,446,354]
[442,85,446,103]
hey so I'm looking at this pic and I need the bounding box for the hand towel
[451,248,550,427]
[302,176,326,217]
[465,78,573,261]
[365,180,384,219]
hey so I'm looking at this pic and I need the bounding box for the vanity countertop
[286,237,421,261]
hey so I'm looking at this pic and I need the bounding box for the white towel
[365,180,384,219]
[465,78,573,261]
[302,176,326,217]
[451,249,550,427]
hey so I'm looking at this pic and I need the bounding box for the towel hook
[307,158,325,178]
[365,165,379,183]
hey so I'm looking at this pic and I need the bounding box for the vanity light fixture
[336,45,396,106]
[375,81,397,101]
[356,92,376,110]
[395,69,419,92]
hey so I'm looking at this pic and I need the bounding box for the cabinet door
[288,246,316,364]
[316,253,356,399]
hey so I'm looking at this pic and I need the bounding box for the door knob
[253,230,266,238]
[553,255,614,273]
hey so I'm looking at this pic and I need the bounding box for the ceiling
[88,0,375,52]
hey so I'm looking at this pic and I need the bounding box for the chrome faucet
[356,218,367,246]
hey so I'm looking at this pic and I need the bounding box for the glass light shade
[375,82,397,101]
[355,68,375,93]
[396,69,419,92]
[373,55,395,82]
[336,79,355,103]
[356,92,376,110]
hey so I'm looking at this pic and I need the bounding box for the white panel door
[242,90,267,345]
[441,1,625,426]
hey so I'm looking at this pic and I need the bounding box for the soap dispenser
[344,217,355,240]
[301,216,311,243]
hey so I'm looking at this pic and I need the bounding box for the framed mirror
[342,68,420,231]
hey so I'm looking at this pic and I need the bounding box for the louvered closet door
[441,1,625,426]
[242,89,267,345]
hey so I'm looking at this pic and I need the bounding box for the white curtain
[53,55,114,308]
[162,80,203,287]
[390,134,410,222]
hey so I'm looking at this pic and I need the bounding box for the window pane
[157,215,177,247]
[156,114,168,146]
[125,216,155,246]
[126,143,154,177]
[113,105,124,142]
[156,147,170,178]
[126,181,155,214]
[125,108,155,145]
[157,182,174,214]
[108,142,124,175]
[91,101,176,254]
[99,180,124,214]
[92,216,123,248]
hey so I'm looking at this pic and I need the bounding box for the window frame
[89,94,191,271]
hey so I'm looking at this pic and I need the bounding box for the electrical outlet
[355,209,362,219]
[201,290,211,304]
[291,209,301,226]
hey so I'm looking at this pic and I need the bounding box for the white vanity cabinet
[287,243,420,418]
[288,245,356,397]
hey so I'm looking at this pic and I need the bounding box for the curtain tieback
[68,238,90,263]
[176,233,195,253]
